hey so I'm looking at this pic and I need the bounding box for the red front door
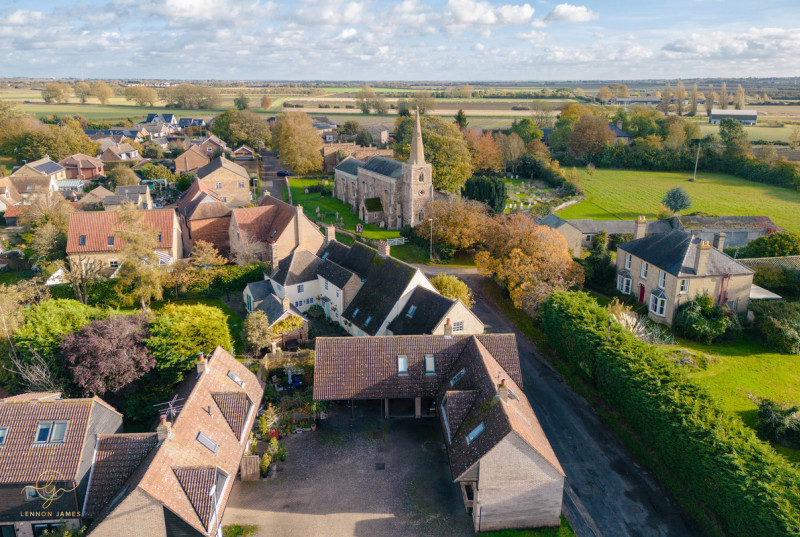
[638,284,646,303]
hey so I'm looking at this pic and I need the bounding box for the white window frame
[397,355,408,376]
[649,295,667,317]
[215,182,222,190]
[640,262,648,279]
[450,368,466,386]
[34,421,68,444]
[424,354,435,375]
[238,181,245,188]
[0,427,7,445]
[680,279,689,293]
[624,253,631,269]
[323,280,328,291]
[297,284,304,293]
[658,271,667,289]
[617,275,632,294]
[452,321,464,333]
[466,423,485,444]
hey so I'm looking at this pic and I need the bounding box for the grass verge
[481,516,575,537]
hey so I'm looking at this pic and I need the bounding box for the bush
[672,294,740,344]
[608,233,633,252]
[750,301,800,354]
[541,291,800,537]
[753,265,800,298]
[223,525,258,537]
[754,397,800,448]
[306,183,333,196]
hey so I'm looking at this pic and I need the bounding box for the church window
[419,172,424,182]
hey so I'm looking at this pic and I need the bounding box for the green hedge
[750,301,800,354]
[541,291,800,537]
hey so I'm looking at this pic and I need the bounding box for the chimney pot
[157,416,171,442]
[444,318,453,338]
[498,379,509,402]
[617,120,624,130]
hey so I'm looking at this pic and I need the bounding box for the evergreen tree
[461,176,507,214]
[454,109,468,130]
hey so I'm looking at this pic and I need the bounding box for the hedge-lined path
[418,268,701,537]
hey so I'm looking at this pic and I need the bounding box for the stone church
[334,111,433,230]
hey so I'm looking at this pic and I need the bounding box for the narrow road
[418,268,703,537]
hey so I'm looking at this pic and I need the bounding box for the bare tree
[231,229,262,266]
[689,84,699,117]
[675,81,686,116]
[734,85,746,110]
[531,101,555,129]
[64,256,104,304]
[720,82,728,109]
[660,83,672,115]
[705,85,716,117]
[6,350,63,392]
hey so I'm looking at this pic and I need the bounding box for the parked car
[277,170,291,177]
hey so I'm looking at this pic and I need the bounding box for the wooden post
[384,398,390,419]
[414,397,421,419]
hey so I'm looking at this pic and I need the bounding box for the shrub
[753,265,800,298]
[754,397,800,448]
[259,453,272,476]
[223,524,258,537]
[306,183,333,196]
[750,301,800,354]
[541,291,800,537]
[672,294,740,344]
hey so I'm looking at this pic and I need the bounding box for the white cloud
[6,10,46,25]
[517,30,546,42]
[337,28,358,40]
[445,0,534,26]
[662,27,800,60]
[473,43,485,51]
[544,4,598,23]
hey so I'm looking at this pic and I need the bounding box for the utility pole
[428,218,433,261]
[692,141,701,182]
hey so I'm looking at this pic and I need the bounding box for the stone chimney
[616,120,624,131]
[196,352,206,374]
[443,318,453,338]
[694,240,711,275]
[157,415,171,443]
[497,379,508,403]
[377,240,390,257]
[295,204,304,249]
[282,296,291,312]
[325,224,336,245]
[713,232,726,251]
[634,215,647,240]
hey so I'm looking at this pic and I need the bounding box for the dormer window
[79,235,87,246]
[108,236,115,247]
[466,422,485,444]
[397,355,408,376]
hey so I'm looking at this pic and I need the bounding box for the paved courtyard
[223,406,474,537]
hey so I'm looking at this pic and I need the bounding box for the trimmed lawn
[150,298,244,355]
[482,516,575,537]
[557,168,800,233]
[681,332,800,463]
[289,177,401,240]
[0,270,35,286]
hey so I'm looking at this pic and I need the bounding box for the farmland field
[557,168,800,233]
[697,123,793,142]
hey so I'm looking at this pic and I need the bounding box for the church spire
[409,107,425,165]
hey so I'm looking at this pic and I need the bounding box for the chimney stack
[617,120,624,131]
[295,204,304,249]
[444,318,453,338]
[497,379,508,403]
[282,296,291,312]
[694,240,711,275]
[377,240,390,257]
[634,216,647,240]
[157,415,171,443]
[713,232,726,251]
[197,352,206,374]
[325,224,336,245]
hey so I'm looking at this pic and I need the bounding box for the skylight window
[107,236,114,247]
[397,355,408,376]
[78,235,87,246]
[424,355,435,375]
[352,308,360,316]
[34,421,68,444]
[197,432,219,454]
[227,371,244,387]
[466,423,485,444]
[322,252,330,260]
[0,427,7,445]
[364,316,372,326]
[270,229,278,239]
[406,305,417,318]
[450,369,466,386]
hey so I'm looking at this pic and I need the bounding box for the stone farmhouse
[86,347,264,537]
[314,334,565,532]
[244,236,483,339]
[196,156,252,207]
[616,229,754,326]
[175,179,232,256]
[333,111,433,230]
[0,392,123,537]
[66,209,182,270]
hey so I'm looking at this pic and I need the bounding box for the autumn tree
[0,279,48,364]
[597,86,613,103]
[271,112,323,174]
[41,83,70,104]
[394,115,472,191]
[675,81,686,116]
[63,256,104,304]
[476,215,584,315]
[738,232,800,258]
[413,198,489,251]
[510,118,543,143]
[189,240,228,294]
[61,314,155,396]
[124,86,158,107]
[719,117,752,159]
[660,83,672,114]
[464,131,503,173]
[461,175,507,214]
[531,101,555,129]
[234,92,250,110]
[244,310,273,355]
[159,84,220,109]
[610,83,630,98]
[411,91,436,114]
[431,274,474,308]
[108,166,139,188]
[90,81,114,104]
[789,125,800,149]
[0,117,98,163]
[355,85,377,114]
[734,84,746,110]
[454,109,468,130]
[261,95,273,110]
[211,109,271,149]
[705,84,716,117]
[689,84,699,117]
[73,82,91,104]
[495,132,527,173]
[230,229,262,266]
[662,186,692,215]
[567,115,614,161]
[114,203,164,311]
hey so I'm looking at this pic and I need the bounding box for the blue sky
[2,0,799,80]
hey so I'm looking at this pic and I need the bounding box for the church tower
[401,108,433,228]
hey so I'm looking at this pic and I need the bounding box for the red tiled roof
[3,203,27,218]
[59,153,103,169]
[66,209,175,254]
[232,200,296,244]
[176,179,224,212]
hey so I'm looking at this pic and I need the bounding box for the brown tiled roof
[89,347,264,536]
[211,393,249,439]
[83,433,158,517]
[233,198,296,244]
[196,157,248,181]
[173,467,216,529]
[9,175,52,193]
[0,392,61,403]
[59,153,103,170]
[3,203,27,218]
[0,177,21,204]
[0,396,121,484]
[176,179,230,222]
[440,391,477,442]
[313,334,521,401]
[66,209,175,254]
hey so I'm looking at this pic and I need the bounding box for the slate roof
[679,215,781,232]
[318,240,353,265]
[245,279,273,304]
[317,258,360,290]
[0,395,121,484]
[387,287,456,336]
[83,433,159,518]
[146,113,176,123]
[116,185,149,196]
[313,334,522,401]
[568,218,673,235]
[619,230,753,277]
[360,156,403,179]
[441,337,563,481]
[197,157,249,181]
[232,198,296,244]
[66,209,175,254]
[272,249,324,286]
[335,157,363,176]
[609,124,630,138]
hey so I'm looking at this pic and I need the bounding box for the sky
[1,0,800,80]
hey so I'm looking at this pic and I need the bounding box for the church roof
[360,156,403,179]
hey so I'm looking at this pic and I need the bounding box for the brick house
[0,392,123,537]
[232,146,256,160]
[193,135,228,155]
[175,179,232,256]
[66,209,182,270]
[228,197,325,267]
[86,347,264,537]
[616,229,754,326]
[99,143,140,162]
[313,334,565,532]
[58,154,105,181]
[196,156,252,207]
[174,145,211,174]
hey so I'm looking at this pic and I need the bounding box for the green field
[682,332,800,463]
[697,123,793,142]
[557,168,800,233]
